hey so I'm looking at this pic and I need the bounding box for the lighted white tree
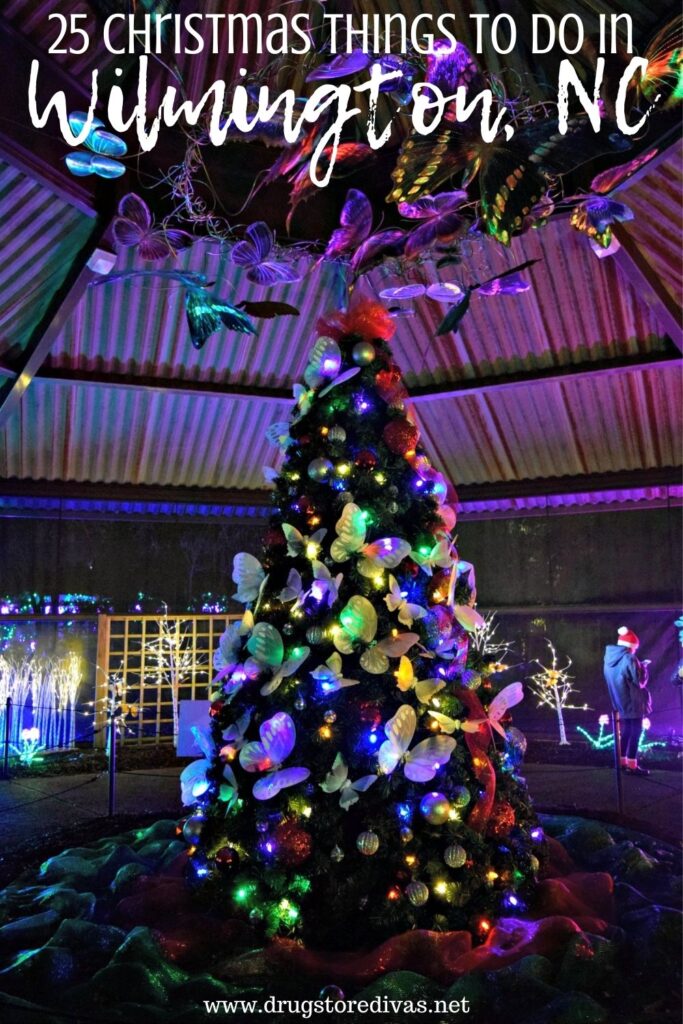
[141,612,201,743]
[471,611,514,670]
[527,640,588,745]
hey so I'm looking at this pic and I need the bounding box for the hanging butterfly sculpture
[386,39,634,245]
[435,259,540,336]
[91,271,256,350]
[231,222,302,286]
[323,189,406,277]
[570,196,634,249]
[113,194,193,262]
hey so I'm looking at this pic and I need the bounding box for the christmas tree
[180,300,544,951]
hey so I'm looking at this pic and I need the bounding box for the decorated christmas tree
[180,300,544,951]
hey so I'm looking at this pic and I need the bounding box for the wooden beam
[613,223,683,351]
[0,225,114,429]
[0,467,678,509]
[0,16,100,217]
[32,347,682,404]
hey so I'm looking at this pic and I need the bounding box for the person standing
[603,627,652,776]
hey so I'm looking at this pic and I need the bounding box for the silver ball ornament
[444,843,467,869]
[306,626,325,645]
[338,491,354,504]
[294,695,306,711]
[328,425,347,443]
[308,457,334,482]
[182,814,205,844]
[282,622,294,636]
[400,827,413,844]
[330,844,344,862]
[320,985,345,1002]
[323,709,337,724]
[356,831,380,856]
[406,881,430,907]
[352,340,376,365]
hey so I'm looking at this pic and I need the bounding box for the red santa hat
[617,626,639,648]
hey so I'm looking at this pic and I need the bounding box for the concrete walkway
[0,764,680,852]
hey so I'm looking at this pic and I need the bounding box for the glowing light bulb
[319,725,332,740]
[434,880,447,896]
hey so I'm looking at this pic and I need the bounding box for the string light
[319,724,333,740]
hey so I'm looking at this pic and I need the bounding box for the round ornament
[388,501,399,514]
[530,854,540,873]
[294,695,306,711]
[338,491,355,505]
[451,786,471,809]
[356,831,380,856]
[330,844,345,863]
[375,366,406,403]
[320,985,345,1002]
[273,820,313,866]
[282,622,294,636]
[354,449,378,470]
[400,827,414,843]
[249,907,264,924]
[308,458,334,482]
[487,801,516,838]
[328,425,347,443]
[182,814,205,844]
[352,340,376,365]
[382,419,420,455]
[323,709,337,724]
[406,881,430,906]
[264,526,286,548]
[444,843,467,869]
[209,699,224,718]
[306,626,325,645]
[214,846,240,873]
[419,792,452,825]
[256,820,269,833]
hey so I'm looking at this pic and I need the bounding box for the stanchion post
[612,709,624,818]
[2,697,12,780]
[108,704,117,817]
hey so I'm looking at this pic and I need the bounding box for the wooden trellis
[94,614,239,746]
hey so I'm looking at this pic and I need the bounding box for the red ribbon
[456,687,496,832]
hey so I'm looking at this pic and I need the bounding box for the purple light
[353,392,372,414]
[310,582,325,603]
[530,827,544,843]
[321,356,341,376]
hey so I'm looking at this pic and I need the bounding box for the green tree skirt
[0,816,679,1023]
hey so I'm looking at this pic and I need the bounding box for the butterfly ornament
[309,561,344,607]
[331,504,410,577]
[378,704,456,782]
[245,622,310,696]
[282,524,328,560]
[411,537,455,576]
[310,652,360,694]
[395,656,445,705]
[180,725,239,809]
[239,712,310,800]
[231,222,301,285]
[113,193,193,261]
[428,683,524,740]
[232,553,267,605]
[333,596,419,674]
[320,753,378,809]
[219,711,252,763]
[384,575,427,626]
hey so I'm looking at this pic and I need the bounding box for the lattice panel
[95,614,239,745]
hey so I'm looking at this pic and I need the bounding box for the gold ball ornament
[356,831,380,856]
[444,843,467,868]
[419,792,452,825]
[352,340,376,365]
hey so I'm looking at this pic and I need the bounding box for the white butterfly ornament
[385,575,427,627]
[378,704,456,782]
[320,753,377,809]
[310,652,360,694]
[282,523,328,559]
[331,504,410,577]
[239,711,310,800]
[395,655,445,704]
[232,552,267,605]
[245,622,310,696]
